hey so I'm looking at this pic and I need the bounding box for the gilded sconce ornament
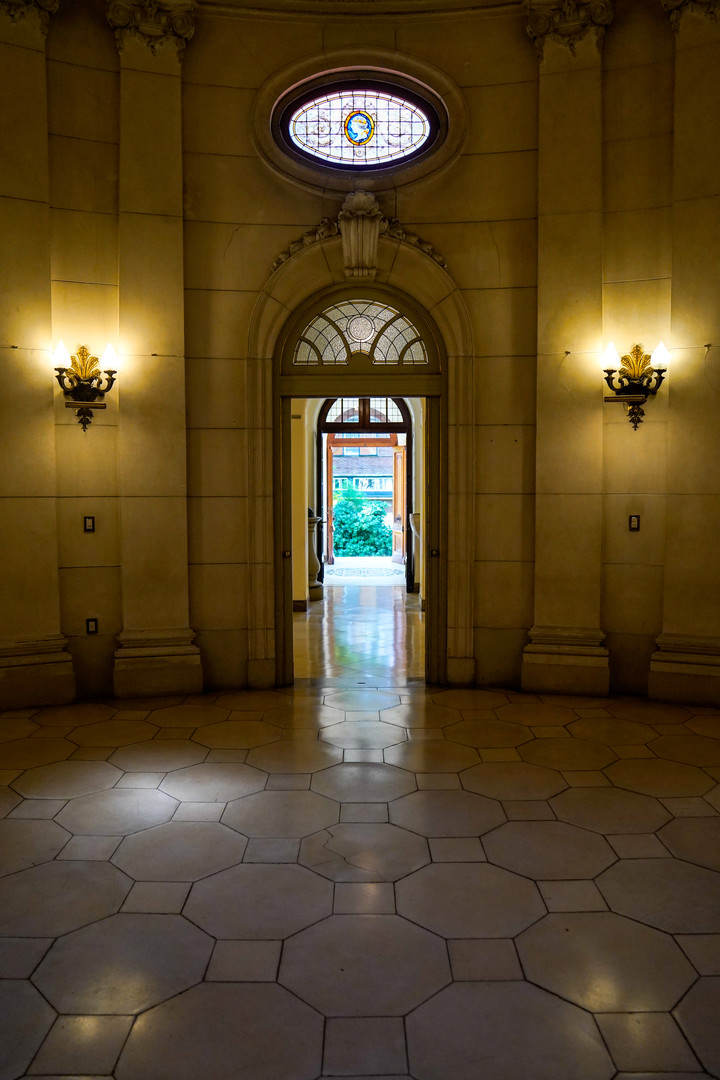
[54,344,117,433]
[603,343,667,431]
[0,0,59,35]
[661,0,720,31]
[106,0,196,56]
[525,0,615,58]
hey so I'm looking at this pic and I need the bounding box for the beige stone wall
[1,0,719,704]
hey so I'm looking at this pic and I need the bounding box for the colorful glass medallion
[344,110,374,145]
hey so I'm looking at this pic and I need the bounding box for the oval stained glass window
[287,88,433,168]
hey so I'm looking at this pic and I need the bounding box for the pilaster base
[0,637,75,708]
[113,629,202,698]
[649,634,720,707]
[309,584,324,601]
[522,626,610,696]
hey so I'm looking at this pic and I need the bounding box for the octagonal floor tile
[299,823,429,882]
[384,740,479,773]
[148,702,230,728]
[221,790,338,838]
[495,702,577,727]
[604,759,714,797]
[321,721,406,749]
[262,703,343,730]
[0,718,38,743]
[312,762,415,802]
[0,860,130,936]
[650,735,720,767]
[389,789,505,837]
[609,702,691,725]
[0,787,21,817]
[69,719,158,747]
[520,737,617,771]
[56,788,177,835]
[432,689,509,710]
[517,912,696,1011]
[246,740,342,774]
[13,759,122,799]
[380,702,465,728]
[658,817,720,872]
[192,719,283,749]
[550,787,671,834]
[0,737,74,770]
[159,763,266,801]
[109,739,207,772]
[279,913,450,1016]
[115,983,322,1080]
[0,978,55,1080]
[396,862,544,938]
[0,820,70,876]
[406,981,614,1080]
[484,820,616,879]
[598,858,720,933]
[185,863,332,938]
[445,719,533,748]
[324,690,400,712]
[674,977,720,1077]
[216,690,292,711]
[461,761,566,800]
[34,912,212,1014]
[687,715,720,738]
[32,702,116,727]
[112,822,248,881]
[567,717,654,744]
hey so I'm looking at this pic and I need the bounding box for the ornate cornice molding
[0,0,59,35]
[106,0,196,56]
[525,0,615,58]
[272,191,447,275]
[661,0,720,31]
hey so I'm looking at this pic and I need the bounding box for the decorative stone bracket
[0,0,59,35]
[271,190,448,277]
[525,0,615,58]
[106,0,196,55]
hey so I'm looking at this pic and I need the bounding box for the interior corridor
[1,651,719,1077]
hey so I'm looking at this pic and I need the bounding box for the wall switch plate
[83,516,95,533]
[86,618,98,634]
[629,515,640,532]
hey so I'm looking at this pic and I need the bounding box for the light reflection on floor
[293,583,424,683]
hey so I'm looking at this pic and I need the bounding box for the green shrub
[333,497,392,556]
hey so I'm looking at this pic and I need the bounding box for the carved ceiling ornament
[525,0,615,58]
[106,0,196,56]
[661,0,720,31]
[272,191,447,277]
[0,0,59,35]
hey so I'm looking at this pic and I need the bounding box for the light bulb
[603,342,620,368]
[101,344,118,369]
[54,341,71,367]
[651,341,670,368]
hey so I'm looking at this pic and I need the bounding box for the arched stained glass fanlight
[287,87,433,168]
[293,300,428,367]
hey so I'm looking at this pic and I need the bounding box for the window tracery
[292,300,428,367]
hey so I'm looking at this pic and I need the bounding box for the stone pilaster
[649,7,720,705]
[0,0,74,706]
[110,0,202,696]
[522,4,612,694]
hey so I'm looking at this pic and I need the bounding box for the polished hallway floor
[1,597,720,1078]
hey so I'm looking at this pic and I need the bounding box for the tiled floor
[1,586,720,1079]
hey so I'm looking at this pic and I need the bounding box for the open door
[392,446,406,564]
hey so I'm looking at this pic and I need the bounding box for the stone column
[109,0,202,696]
[0,0,75,706]
[649,1,720,705]
[521,1,613,694]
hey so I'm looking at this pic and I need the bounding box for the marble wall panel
[186,357,249,428]
[602,494,666,568]
[183,152,322,225]
[47,61,118,144]
[397,14,536,88]
[56,498,121,569]
[183,15,323,89]
[0,349,56,494]
[58,565,122,636]
[473,561,534,628]
[188,497,250,566]
[49,135,118,214]
[474,627,528,686]
[472,425,536,495]
[189,565,250,630]
[463,80,538,155]
[187,429,250,498]
[0,41,48,200]
[194,629,249,687]
[473,494,535,563]
[463,288,537,358]
[412,220,537,292]
[603,207,672,284]
[603,562,663,636]
[51,209,118,286]
[184,221,312,292]
[472,356,536,427]
[54,425,119,497]
[604,134,673,213]
[397,152,537,224]
[182,84,255,156]
[119,497,191,629]
[0,500,62,639]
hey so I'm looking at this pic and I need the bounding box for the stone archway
[247,220,473,688]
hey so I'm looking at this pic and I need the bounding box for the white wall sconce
[603,342,669,430]
[54,343,117,432]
